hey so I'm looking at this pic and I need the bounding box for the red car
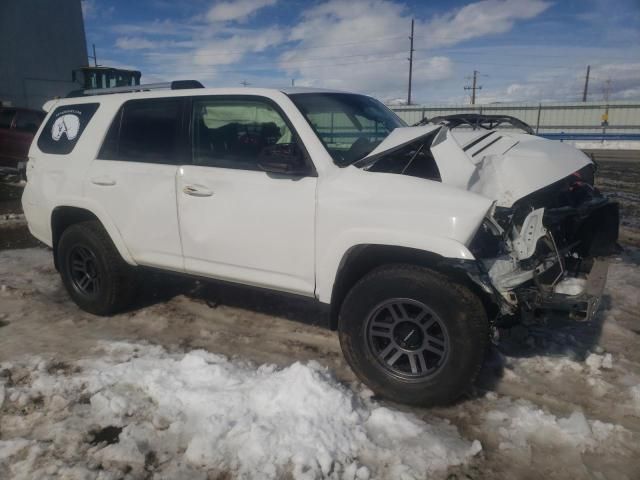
[0,107,46,176]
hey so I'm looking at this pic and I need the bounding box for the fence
[389,100,640,141]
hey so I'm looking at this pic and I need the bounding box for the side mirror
[257,143,308,176]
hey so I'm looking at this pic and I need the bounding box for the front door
[178,96,317,296]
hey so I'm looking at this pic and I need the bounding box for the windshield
[288,93,406,166]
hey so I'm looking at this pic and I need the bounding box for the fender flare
[316,232,476,304]
[50,198,136,266]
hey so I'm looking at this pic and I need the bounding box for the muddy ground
[0,159,639,479]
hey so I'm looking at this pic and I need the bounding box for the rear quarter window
[37,103,99,155]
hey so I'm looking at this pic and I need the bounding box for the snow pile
[0,342,481,479]
[483,397,628,454]
[585,353,613,374]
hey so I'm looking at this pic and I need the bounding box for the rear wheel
[58,221,137,315]
[338,264,489,406]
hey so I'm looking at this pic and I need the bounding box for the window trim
[97,97,189,165]
[187,94,317,177]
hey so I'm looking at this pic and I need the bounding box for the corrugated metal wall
[389,101,640,140]
[0,0,87,109]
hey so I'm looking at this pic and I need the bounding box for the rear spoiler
[42,99,60,113]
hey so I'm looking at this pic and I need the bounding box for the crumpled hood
[361,126,593,208]
[362,125,440,159]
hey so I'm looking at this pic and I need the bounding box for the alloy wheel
[366,298,449,379]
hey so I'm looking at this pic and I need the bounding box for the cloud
[191,27,286,66]
[207,0,278,23]
[81,0,114,21]
[115,37,159,50]
[105,0,600,103]
[278,0,549,99]
[81,0,95,19]
[424,0,551,48]
[472,62,640,103]
[115,36,194,50]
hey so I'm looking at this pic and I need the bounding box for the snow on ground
[0,213,25,226]
[571,141,640,150]
[1,243,640,478]
[482,396,629,454]
[0,341,481,480]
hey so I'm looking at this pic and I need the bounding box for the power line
[144,33,409,60]
[144,46,621,72]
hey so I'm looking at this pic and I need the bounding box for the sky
[81,0,640,105]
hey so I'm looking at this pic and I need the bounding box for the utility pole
[582,65,590,102]
[464,70,482,105]
[88,43,98,67]
[601,78,612,142]
[407,18,414,105]
[603,78,612,103]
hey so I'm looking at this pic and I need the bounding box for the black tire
[57,220,137,315]
[338,264,489,406]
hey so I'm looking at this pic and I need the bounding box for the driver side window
[192,97,294,170]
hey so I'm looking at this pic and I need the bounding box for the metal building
[390,101,640,141]
[0,0,88,110]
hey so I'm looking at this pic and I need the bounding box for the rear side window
[37,103,99,155]
[99,98,183,164]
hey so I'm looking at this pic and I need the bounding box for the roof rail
[65,80,204,98]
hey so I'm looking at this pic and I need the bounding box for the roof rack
[65,80,204,98]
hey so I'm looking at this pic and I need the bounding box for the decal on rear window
[37,103,99,154]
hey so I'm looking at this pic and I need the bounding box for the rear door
[177,95,317,295]
[85,97,186,270]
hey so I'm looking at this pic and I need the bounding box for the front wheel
[338,264,489,406]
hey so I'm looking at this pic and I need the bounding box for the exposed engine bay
[470,164,619,321]
[354,125,620,322]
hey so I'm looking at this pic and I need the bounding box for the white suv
[22,81,618,405]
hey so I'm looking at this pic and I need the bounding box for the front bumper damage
[517,258,609,322]
[468,191,619,323]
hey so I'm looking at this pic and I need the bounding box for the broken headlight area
[470,168,619,322]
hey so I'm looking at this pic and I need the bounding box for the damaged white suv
[22,82,619,406]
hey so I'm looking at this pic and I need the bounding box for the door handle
[90,177,116,186]
[183,184,213,197]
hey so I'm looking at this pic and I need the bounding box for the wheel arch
[327,244,498,330]
[50,205,135,270]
